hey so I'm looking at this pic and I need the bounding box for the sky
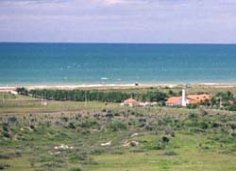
[0,0,236,43]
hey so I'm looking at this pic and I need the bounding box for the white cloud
[95,0,149,5]
[0,0,235,43]
[102,0,123,4]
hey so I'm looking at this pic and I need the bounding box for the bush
[211,122,222,128]
[79,118,98,129]
[90,148,105,155]
[162,151,177,156]
[187,104,198,109]
[110,120,127,131]
[8,116,18,124]
[162,135,170,143]
[164,128,175,137]
[16,87,28,95]
[188,113,198,119]
[228,104,236,111]
[145,124,154,131]
[155,135,172,150]
[0,163,10,170]
[2,124,10,138]
[229,123,236,130]
[156,141,166,150]
[69,168,83,171]
[70,152,88,162]
[68,122,76,129]
[199,122,209,129]
[2,123,9,132]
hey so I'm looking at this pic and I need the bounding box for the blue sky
[0,0,235,43]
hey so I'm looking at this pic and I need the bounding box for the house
[166,88,189,106]
[120,98,138,107]
[187,94,211,104]
[121,98,158,108]
[165,96,183,106]
[166,88,211,107]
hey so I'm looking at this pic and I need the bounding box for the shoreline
[1,82,236,91]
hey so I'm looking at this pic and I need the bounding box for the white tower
[181,87,187,107]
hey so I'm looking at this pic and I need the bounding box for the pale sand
[23,83,176,90]
[1,82,236,91]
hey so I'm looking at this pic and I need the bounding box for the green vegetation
[1,87,236,171]
[0,108,235,171]
[16,87,236,111]
[17,88,167,103]
[210,91,236,111]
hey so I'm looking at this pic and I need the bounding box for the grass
[85,150,235,171]
[0,91,236,171]
[85,130,236,171]
[0,92,118,114]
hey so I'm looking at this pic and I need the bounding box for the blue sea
[0,43,236,86]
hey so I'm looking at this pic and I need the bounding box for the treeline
[16,87,236,111]
[16,87,167,103]
[211,91,236,111]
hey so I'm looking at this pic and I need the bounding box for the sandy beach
[1,82,236,91]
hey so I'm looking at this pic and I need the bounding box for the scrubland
[0,88,236,171]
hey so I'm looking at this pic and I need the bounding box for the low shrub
[70,152,88,162]
[69,167,83,171]
[109,120,127,131]
[68,122,76,129]
[187,104,198,109]
[8,116,18,124]
[0,163,10,170]
[79,118,98,129]
[90,148,105,155]
[162,150,178,156]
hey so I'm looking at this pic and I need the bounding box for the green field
[0,90,236,171]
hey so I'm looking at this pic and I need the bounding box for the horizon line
[0,41,236,45]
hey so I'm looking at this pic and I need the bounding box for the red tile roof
[187,94,211,104]
[124,98,138,104]
[166,94,211,106]
[166,96,182,106]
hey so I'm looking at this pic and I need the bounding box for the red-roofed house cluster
[166,88,211,107]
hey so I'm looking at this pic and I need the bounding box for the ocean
[0,43,236,86]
